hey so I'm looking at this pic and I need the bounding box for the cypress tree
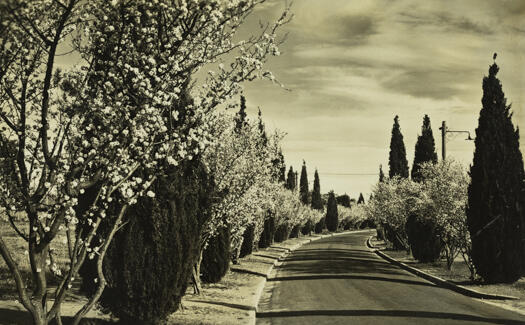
[379,164,385,182]
[235,95,248,132]
[411,115,438,182]
[357,193,365,204]
[239,224,255,258]
[258,213,276,248]
[257,108,268,147]
[467,59,525,283]
[389,116,409,178]
[314,217,325,234]
[285,166,296,191]
[200,225,231,283]
[311,169,323,210]
[325,191,339,231]
[299,160,309,204]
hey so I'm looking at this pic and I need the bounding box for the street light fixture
[438,121,474,160]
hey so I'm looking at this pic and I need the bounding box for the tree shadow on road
[256,309,525,324]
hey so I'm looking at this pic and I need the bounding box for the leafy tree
[357,193,365,204]
[278,149,286,183]
[311,169,323,210]
[325,191,339,231]
[299,160,309,204]
[286,166,296,191]
[389,116,409,178]
[379,164,385,182]
[235,95,248,132]
[411,115,438,182]
[467,61,525,283]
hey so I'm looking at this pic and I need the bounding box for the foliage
[314,217,325,234]
[467,62,525,283]
[336,194,350,208]
[201,225,231,284]
[379,164,385,182]
[325,191,338,231]
[235,95,248,132]
[405,213,442,263]
[388,116,409,178]
[299,161,309,205]
[239,224,255,258]
[411,115,438,182]
[82,160,214,325]
[338,205,367,230]
[285,166,296,191]
[366,177,421,250]
[311,170,323,210]
[258,214,275,249]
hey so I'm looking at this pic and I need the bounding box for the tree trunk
[192,249,203,295]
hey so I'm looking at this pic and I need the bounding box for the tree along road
[256,230,525,325]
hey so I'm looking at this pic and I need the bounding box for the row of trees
[0,1,302,324]
[373,60,525,284]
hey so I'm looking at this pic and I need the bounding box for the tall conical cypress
[235,95,248,132]
[411,115,438,182]
[299,160,309,205]
[379,164,385,182]
[285,166,296,191]
[357,193,365,205]
[257,108,268,147]
[325,191,339,232]
[388,116,409,178]
[467,59,525,283]
[311,169,323,210]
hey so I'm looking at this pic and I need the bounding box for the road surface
[256,230,525,324]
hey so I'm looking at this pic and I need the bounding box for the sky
[238,0,525,199]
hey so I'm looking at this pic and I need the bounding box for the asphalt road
[256,230,525,325]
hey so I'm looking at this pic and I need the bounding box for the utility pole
[439,120,473,161]
[440,121,447,161]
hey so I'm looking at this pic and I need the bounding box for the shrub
[314,217,325,234]
[258,214,275,248]
[79,161,214,325]
[200,225,231,283]
[289,224,301,238]
[301,220,314,235]
[274,223,290,242]
[239,224,255,258]
[406,214,442,262]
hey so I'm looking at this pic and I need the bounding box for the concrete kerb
[366,236,519,301]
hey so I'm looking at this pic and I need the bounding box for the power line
[321,173,378,176]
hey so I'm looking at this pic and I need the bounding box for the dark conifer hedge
[200,225,231,283]
[239,224,255,258]
[78,160,214,324]
[274,223,290,243]
[258,214,275,248]
[301,220,314,235]
[314,217,325,234]
[405,214,442,262]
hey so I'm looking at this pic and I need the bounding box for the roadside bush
[239,224,255,258]
[258,214,275,248]
[406,214,442,262]
[79,161,214,325]
[274,223,290,242]
[314,217,325,234]
[289,224,301,238]
[201,225,231,283]
[325,191,339,231]
[301,220,314,235]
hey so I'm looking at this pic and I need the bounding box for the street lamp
[439,121,474,160]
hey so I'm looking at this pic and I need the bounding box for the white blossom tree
[0,1,291,324]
